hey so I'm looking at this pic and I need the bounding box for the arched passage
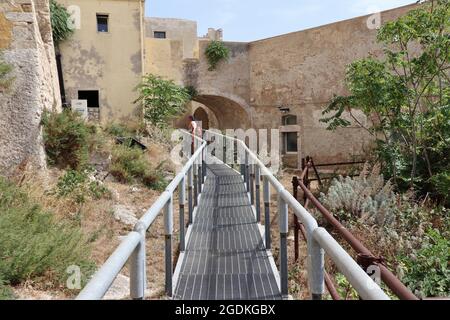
[193,107,210,130]
[192,94,253,130]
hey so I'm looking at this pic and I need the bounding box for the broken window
[97,14,109,32]
[154,31,166,39]
[284,132,298,153]
[78,90,99,108]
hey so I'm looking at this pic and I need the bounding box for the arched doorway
[192,94,252,130]
[193,107,210,130]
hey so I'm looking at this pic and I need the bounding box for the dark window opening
[284,132,298,153]
[97,14,109,32]
[154,31,166,39]
[78,90,99,108]
[282,114,297,126]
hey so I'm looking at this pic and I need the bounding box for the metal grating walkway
[174,164,281,300]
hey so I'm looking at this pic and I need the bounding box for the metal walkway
[174,164,281,300]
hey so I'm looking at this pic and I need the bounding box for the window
[97,14,109,32]
[282,114,297,126]
[284,132,298,153]
[78,90,99,108]
[154,31,166,39]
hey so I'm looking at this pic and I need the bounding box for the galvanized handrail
[204,129,390,300]
[77,130,207,300]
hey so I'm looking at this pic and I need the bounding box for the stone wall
[187,4,418,166]
[0,0,61,176]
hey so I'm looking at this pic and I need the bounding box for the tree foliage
[321,0,450,203]
[50,0,74,46]
[135,74,191,128]
[205,41,230,71]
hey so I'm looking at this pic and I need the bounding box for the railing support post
[263,176,271,249]
[198,155,203,193]
[164,197,174,297]
[250,164,255,205]
[179,177,186,252]
[223,136,226,164]
[308,234,325,300]
[130,221,146,300]
[245,151,250,192]
[278,195,289,299]
[255,166,261,223]
[193,163,198,207]
[187,167,193,224]
[202,145,207,183]
[292,176,300,261]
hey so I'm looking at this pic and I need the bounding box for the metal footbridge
[76,130,392,300]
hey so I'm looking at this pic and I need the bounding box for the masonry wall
[0,0,61,175]
[186,4,417,166]
[57,0,145,123]
[247,5,416,164]
[145,17,198,59]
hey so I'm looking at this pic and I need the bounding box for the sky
[145,0,417,42]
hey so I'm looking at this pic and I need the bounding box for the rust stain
[0,13,13,49]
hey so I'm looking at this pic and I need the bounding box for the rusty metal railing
[292,157,419,300]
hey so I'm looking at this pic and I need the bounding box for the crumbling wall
[0,0,61,176]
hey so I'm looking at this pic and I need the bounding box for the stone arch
[192,90,254,130]
[193,107,210,130]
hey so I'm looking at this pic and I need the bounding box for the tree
[321,0,450,202]
[135,74,191,128]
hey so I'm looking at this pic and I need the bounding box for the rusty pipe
[296,177,418,300]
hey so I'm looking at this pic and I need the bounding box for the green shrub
[399,229,450,298]
[135,74,191,128]
[205,41,230,71]
[0,277,14,300]
[110,145,167,190]
[42,109,91,170]
[0,177,94,289]
[50,0,74,46]
[0,53,13,92]
[56,170,110,204]
[429,170,450,207]
[320,164,397,226]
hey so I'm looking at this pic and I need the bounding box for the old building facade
[1,1,419,172]
[56,0,145,122]
[145,4,417,167]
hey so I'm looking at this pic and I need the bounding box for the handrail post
[193,162,198,207]
[292,176,300,261]
[130,221,146,300]
[250,164,255,205]
[255,166,261,223]
[179,177,186,252]
[308,233,325,300]
[278,195,289,299]
[197,153,203,194]
[245,151,250,192]
[187,167,193,224]
[202,143,207,183]
[164,197,174,297]
[263,176,271,249]
[223,135,226,164]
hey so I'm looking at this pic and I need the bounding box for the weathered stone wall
[57,0,145,123]
[145,17,199,59]
[0,0,61,176]
[188,4,417,166]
